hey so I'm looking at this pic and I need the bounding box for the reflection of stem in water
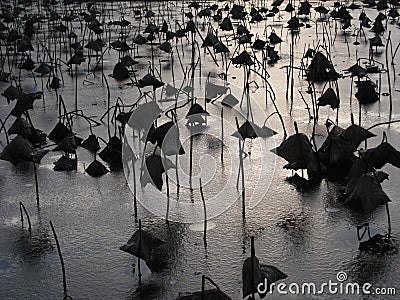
[357,224,371,241]
[19,202,32,234]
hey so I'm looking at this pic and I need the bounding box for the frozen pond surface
[0,0,400,299]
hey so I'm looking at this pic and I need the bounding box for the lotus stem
[199,178,207,248]
[385,31,393,124]
[19,202,32,233]
[138,219,142,284]
[220,107,224,163]
[235,117,245,220]
[33,162,39,206]
[251,236,255,300]
[49,221,71,299]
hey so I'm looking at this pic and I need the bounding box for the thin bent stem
[19,202,32,233]
[199,178,207,248]
[49,221,70,299]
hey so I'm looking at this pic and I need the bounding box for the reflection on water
[13,229,53,259]
[348,251,393,285]
[127,282,163,300]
